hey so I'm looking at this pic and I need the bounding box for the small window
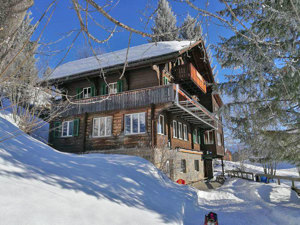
[163,77,169,85]
[204,130,214,144]
[157,115,164,135]
[193,129,198,144]
[108,82,118,94]
[83,87,91,98]
[217,132,222,146]
[62,121,74,137]
[173,120,177,138]
[93,117,112,137]
[183,124,188,141]
[194,160,199,171]
[181,159,186,173]
[125,112,146,135]
[178,122,183,139]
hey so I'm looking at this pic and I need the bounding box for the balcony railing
[62,84,221,130]
[173,63,207,93]
[63,85,174,116]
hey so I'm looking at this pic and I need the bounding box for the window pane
[125,115,131,134]
[62,122,68,136]
[139,113,146,133]
[68,121,74,136]
[93,118,99,136]
[173,121,177,138]
[132,114,139,133]
[99,118,105,136]
[106,117,112,136]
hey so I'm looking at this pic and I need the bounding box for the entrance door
[204,159,213,179]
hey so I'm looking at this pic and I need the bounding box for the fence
[226,170,300,195]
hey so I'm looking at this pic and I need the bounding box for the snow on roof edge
[48,40,197,81]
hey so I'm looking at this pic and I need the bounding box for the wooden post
[292,180,295,188]
[221,157,225,177]
[278,179,280,185]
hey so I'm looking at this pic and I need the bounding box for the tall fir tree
[180,14,203,41]
[215,0,300,166]
[151,0,178,42]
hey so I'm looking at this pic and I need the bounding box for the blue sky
[30,0,234,83]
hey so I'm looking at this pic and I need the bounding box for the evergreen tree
[180,14,203,41]
[151,0,178,42]
[216,1,300,166]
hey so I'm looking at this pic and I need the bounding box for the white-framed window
[217,132,222,146]
[83,87,91,98]
[125,112,146,135]
[178,122,183,139]
[173,120,177,138]
[183,124,188,141]
[157,115,164,135]
[108,82,118,94]
[204,130,214,144]
[62,121,74,137]
[181,159,186,173]
[93,117,112,137]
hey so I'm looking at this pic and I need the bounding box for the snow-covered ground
[0,110,299,225]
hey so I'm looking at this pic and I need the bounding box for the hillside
[0,111,299,225]
[0,111,201,225]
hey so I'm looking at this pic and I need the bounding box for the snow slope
[0,110,201,225]
[0,111,299,225]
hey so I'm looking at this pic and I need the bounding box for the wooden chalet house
[47,40,225,183]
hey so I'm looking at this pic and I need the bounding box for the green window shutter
[76,88,82,99]
[91,85,96,97]
[193,129,197,144]
[73,119,80,137]
[117,80,123,93]
[100,82,107,95]
[198,129,201,144]
[54,121,61,138]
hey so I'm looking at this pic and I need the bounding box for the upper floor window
[173,120,177,138]
[93,117,112,137]
[125,112,146,135]
[163,77,169,85]
[217,132,222,146]
[108,82,118,94]
[183,124,188,141]
[193,129,201,144]
[83,87,91,98]
[178,122,183,139]
[157,115,165,135]
[204,130,214,144]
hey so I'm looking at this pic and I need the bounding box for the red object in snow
[176,179,185,185]
[204,212,218,225]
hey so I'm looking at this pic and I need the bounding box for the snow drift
[0,110,299,225]
[0,111,201,225]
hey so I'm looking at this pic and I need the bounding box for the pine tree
[180,14,203,41]
[151,0,178,42]
[215,0,300,166]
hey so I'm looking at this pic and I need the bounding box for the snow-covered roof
[48,41,196,80]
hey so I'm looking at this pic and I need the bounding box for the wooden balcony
[62,85,174,116]
[172,63,207,94]
[61,84,221,130]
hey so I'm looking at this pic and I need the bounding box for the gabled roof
[48,41,197,81]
